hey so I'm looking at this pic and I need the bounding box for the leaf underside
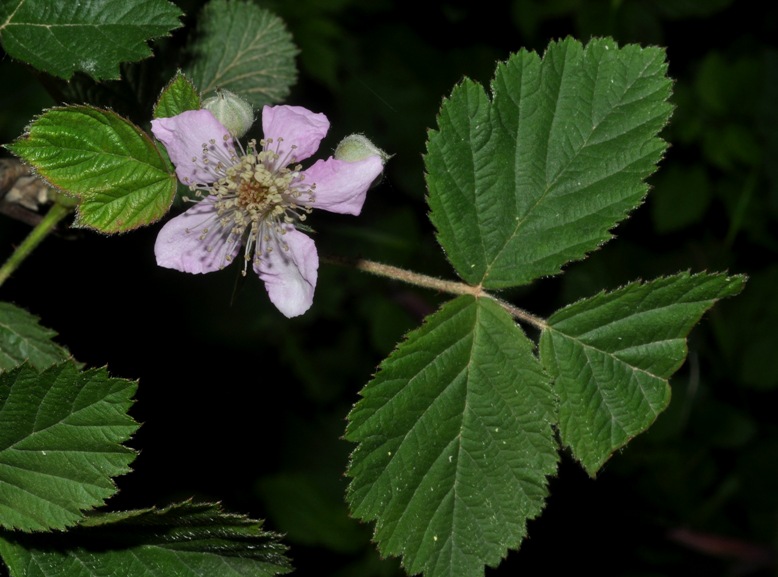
[184,0,298,107]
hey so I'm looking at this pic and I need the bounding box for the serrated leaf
[6,105,177,233]
[0,362,138,531]
[425,37,673,288]
[0,501,292,577]
[0,0,183,81]
[346,296,558,577]
[184,0,298,107]
[539,271,746,476]
[0,302,70,373]
[154,70,202,119]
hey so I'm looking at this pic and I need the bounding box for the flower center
[194,138,316,274]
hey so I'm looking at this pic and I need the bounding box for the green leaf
[425,37,673,288]
[0,362,138,531]
[0,0,183,81]
[0,303,70,373]
[184,0,298,108]
[539,271,746,476]
[6,105,177,233]
[0,501,292,577]
[154,70,202,119]
[346,296,558,577]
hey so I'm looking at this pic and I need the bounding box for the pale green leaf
[0,0,183,80]
[184,0,298,107]
[425,37,673,288]
[154,70,202,119]
[0,302,69,373]
[0,501,292,577]
[0,362,138,531]
[346,296,558,577]
[539,271,746,475]
[6,105,177,233]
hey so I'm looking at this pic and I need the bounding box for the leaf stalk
[322,255,547,330]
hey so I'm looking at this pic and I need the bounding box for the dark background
[1,1,777,575]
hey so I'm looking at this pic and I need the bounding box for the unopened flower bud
[334,134,390,189]
[334,133,391,164]
[202,89,254,138]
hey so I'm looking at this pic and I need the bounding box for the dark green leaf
[184,0,298,107]
[539,271,746,475]
[0,362,138,531]
[425,37,673,288]
[346,296,558,577]
[0,501,292,576]
[0,0,183,80]
[0,303,69,373]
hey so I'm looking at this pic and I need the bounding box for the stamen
[180,125,321,274]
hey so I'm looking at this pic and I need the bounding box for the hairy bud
[334,133,391,164]
[202,89,254,138]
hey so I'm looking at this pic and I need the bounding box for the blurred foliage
[1,0,777,576]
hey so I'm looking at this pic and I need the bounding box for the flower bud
[202,89,254,138]
[334,133,391,164]
[334,134,390,189]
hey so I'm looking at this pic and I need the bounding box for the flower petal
[303,155,384,215]
[155,197,241,274]
[261,105,329,163]
[254,226,318,318]
[151,110,235,185]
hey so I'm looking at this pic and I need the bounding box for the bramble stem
[322,255,547,330]
[0,202,72,288]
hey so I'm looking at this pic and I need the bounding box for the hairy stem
[322,255,547,330]
[0,202,72,288]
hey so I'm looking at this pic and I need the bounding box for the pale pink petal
[302,155,384,215]
[254,226,318,318]
[151,110,236,186]
[261,105,329,163]
[155,197,241,274]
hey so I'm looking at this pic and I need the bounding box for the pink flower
[151,105,385,317]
